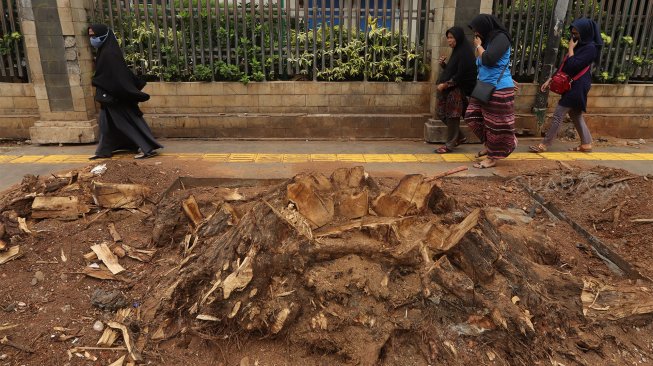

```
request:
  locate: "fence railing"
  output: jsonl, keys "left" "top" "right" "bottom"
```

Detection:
{"left": 93, "top": 0, "right": 431, "bottom": 82}
{"left": 494, "top": 0, "right": 653, "bottom": 83}
{"left": 0, "top": 0, "right": 28, "bottom": 83}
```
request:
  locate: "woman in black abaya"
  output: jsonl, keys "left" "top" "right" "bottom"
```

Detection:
{"left": 88, "top": 24, "right": 162, "bottom": 160}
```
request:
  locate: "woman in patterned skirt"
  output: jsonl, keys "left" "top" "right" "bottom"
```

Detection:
{"left": 466, "top": 14, "right": 516, "bottom": 169}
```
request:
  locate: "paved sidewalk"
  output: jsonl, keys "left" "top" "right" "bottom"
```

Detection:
{"left": 1, "top": 138, "right": 652, "bottom": 190}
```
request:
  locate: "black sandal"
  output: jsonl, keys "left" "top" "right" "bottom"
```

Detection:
{"left": 89, "top": 155, "right": 111, "bottom": 160}
{"left": 134, "top": 151, "right": 158, "bottom": 159}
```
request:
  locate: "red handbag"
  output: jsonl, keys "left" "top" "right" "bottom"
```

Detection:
{"left": 549, "top": 56, "right": 591, "bottom": 95}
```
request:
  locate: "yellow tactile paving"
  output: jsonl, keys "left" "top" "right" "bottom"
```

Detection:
{"left": 389, "top": 154, "right": 420, "bottom": 162}
{"left": 414, "top": 154, "right": 444, "bottom": 163}
{"left": 337, "top": 154, "right": 366, "bottom": 162}
{"left": 227, "top": 153, "right": 257, "bottom": 162}
{"left": 283, "top": 154, "right": 310, "bottom": 163}
{"left": 440, "top": 154, "right": 473, "bottom": 162}
{"left": 363, "top": 154, "right": 391, "bottom": 162}
{"left": 7, "top": 155, "right": 45, "bottom": 163}
{"left": 255, "top": 154, "right": 283, "bottom": 163}
{"left": 202, "top": 153, "right": 230, "bottom": 162}
{"left": 37, "top": 155, "right": 73, "bottom": 163}
{"left": 310, "top": 154, "right": 337, "bottom": 162}
{"left": 1, "top": 151, "right": 652, "bottom": 164}
{"left": 0, "top": 155, "right": 19, "bottom": 163}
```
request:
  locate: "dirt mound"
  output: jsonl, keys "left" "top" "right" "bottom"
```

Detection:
{"left": 1, "top": 164, "right": 653, "bottom": 366}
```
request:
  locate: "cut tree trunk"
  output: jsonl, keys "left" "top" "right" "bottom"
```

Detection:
{"left": 92, "top": 182, "right": 150, "bottom": 209}
{"left": 31, "top": 196, "right": 90, "bottom": 220}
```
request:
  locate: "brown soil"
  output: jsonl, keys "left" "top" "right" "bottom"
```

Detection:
{"left": 1, "top": 161, "right": 653, "bottom": 366}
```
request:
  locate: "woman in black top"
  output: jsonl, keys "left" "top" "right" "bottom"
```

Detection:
{"left": 88, "top": 24, "right": 163, "bottom": 160}
{"left": 434, "top": 26, "right": 477, "bottom": 154}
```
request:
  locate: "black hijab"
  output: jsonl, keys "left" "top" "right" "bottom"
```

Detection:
{"left": 89, "top": 24, "right": 149, "bottom": 103}
{"left": 570, "top": 18, "right": 603, "bottom": 62}
{"left": 468, "top": 14, "right": 512, "bottom": 47}
{"left": 438, "top": 26, "right": 476, "bottom": 87}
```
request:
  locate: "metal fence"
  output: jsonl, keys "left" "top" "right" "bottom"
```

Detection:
{"left": 93, "top": 0, "right": 431, "bottom": 82}
{"left": 0, "top": 0, "right": 28, "bottom": 82}
{"left": 494, "top": 0, "right": 653, "bottom": 83}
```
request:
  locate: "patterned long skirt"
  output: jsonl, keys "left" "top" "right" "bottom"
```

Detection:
{"left": 436, "top": 86, "right": 467, "bottom": 120}
{"left": 465, "top": 88, "right": 517, "bottom": 159}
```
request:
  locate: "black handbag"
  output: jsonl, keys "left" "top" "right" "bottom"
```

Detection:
{"left": 94, "top": 87, "right": 117, "bottom": 105}
{"left": 471, "top": 61, "right": 509, "bottom": 103}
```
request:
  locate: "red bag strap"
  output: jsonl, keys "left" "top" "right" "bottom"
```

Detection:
{"left": 558, "top": 55, "right": 591, "bottom": 81}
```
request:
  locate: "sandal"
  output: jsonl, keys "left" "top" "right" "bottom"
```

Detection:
{"left": 474, "top": 149, "right": 488, "bottom": 159}
{"left": 89, "top": 154, "right": 111, "bottom": 160}
{"left": 528, "top": 144, "right": 547, "bottom": 153}
{"left": 434, "top": 146, "right": 452, "bottom": 154}
{"left": 568, "top": 145, "right": 592, "bottom": 152}
{"left": 134, "top": 151, "right": 158, "bottom": 159}
{"left": 473, "top": 158, "right": 496, "bottom": 169}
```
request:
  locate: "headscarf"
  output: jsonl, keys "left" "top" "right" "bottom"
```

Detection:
{"left": 438, "top": 26, "right": 476, "bottom": 86}
{"left": 468, "top": 14, "right": 512, "bottom": 48}
{"left": 570, "top": 18, "right": 603, "bottom": 62}
{"left": 88, "top": 24, "right": 149, "bottom": 103}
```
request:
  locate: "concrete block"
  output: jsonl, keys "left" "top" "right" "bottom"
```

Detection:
{"left": 29, "top": 119, "right": 98, "bottom": 143}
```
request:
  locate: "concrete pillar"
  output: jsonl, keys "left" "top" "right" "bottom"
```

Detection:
{"left": 21, "top": 0, "right": 99, "bottom": 144}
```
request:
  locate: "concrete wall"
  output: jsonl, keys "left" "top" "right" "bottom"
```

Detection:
{"left": 0, "top": 84, "right": 39, "bottom": 138}
{"left": 2, "top": 81, "right": 653, "bottom": 139}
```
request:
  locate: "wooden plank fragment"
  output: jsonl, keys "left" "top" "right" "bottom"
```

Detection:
{"left": 31, "top": 196, "right": 89, "bottom": 220}
{"left": 92, "top": 182, "right": 150, "bottom": 209}
{"left": 108, "top": 223, "right": 123, "bottom": 242}
{"left": 91, "top": 243, "right": 125, "bottom": 275}
{"left": 107, "top": 321, "right": 143, "bottom": 362}
{"left": 0, "top": 245, "right": 20, "bottom": 265}
{"left": 182, "top": 195, "right": 203, "bottom": 227}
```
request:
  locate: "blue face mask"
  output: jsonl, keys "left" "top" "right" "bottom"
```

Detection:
{"left": 90, "top": 31, "right": 109, "bottom": 48}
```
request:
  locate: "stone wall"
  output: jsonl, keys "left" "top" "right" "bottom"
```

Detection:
{"left": 2, "top": 81, "right": 653, "bottom": 139}
{"left": 0, "top": 84, "right": 39, "bottom": 138}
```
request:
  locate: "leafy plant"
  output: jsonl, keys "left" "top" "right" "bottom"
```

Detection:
{"left": 0, "top": 32, "right": 22, "bottom": 55}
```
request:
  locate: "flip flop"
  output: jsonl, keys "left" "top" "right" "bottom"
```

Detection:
{"left": 528, "top": 144, "right": 547, "bottom": 153}
{"left": 568, "top": 146, "right": 592, "bottom": 152}
{"left": 455, "top": 137, "right": 467, "bottom": 146}
{"left": 434, "top": 146, "right": 452, "bottom": 154}
{"left": 473, "top": 159, "right": 496, "bottom": 169}
{"left": 474, "top": 149, "right": 488, "bottom": 159}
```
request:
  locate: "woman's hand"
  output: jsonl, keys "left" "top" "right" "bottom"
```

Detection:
{"left": 473, "top": 36, "right": 482, "bottom": 48}
{"left": 438, "top": 55, "right": 447, "bottom": 66}
{"left": 568, "top": 37, "right": 578, "bottom": 56}
{"left": 436, "top": 83, "right": 447, "bottom": 92}
{"left": 540, "top": 78, "right": 552, "bottom": 92}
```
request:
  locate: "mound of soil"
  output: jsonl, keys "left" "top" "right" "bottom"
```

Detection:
{"left": 1, "top": 163, "right": 653, "bottom": 366}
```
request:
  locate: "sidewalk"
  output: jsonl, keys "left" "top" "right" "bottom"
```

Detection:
{"left": 1, "top": 138, "right": 652, "bottom": 190}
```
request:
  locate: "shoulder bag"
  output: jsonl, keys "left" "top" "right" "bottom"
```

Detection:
{"left": 471, "top": 60, "right": 509, "bottom": 104}
{"left": 549, "top": 56, "right": 591, "bottom": 95}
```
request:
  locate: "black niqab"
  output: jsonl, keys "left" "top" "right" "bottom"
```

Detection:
{"left": 89, "top": 24, "right": 149, "bottom": 103}
{"left": 438, "top": 26, "right": 477, "bottom": 89}
{"left": 468, "top": 14, "right": 512, "bottom": 47}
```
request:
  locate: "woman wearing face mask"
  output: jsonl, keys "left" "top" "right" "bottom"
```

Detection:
{"left": 529, "top": 18, "right": 603, "bottom": 153}
{"left": 87, "top": 24, "right": 162, "bottom": 160}
{"left": 434, "top": 26, "right": 477, "bottom": 154}
{"left": 466, "top": 14, "right": 516, "bottom": 169}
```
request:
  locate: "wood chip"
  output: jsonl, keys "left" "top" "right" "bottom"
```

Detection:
{"left": 182, "top": 195, "right": 203, "bottom": 227}
{"left": 107, "top": 223, "right": 123, "bottom": 242}
{"left": 107, "top": 355, "right": 126, "bottom": 366}
{"left": 17, "top": 217, "right": 31, "bottom": 233}
{"left": 91, "top": 243, "right": 125, "bottom": 274}
{"left": 122, "top": 244, "right": 156, "bottom": 262}
{"left": 0, "top": 239, "right": 6, "bottom": 252}
{"left": 83, "top": 264, "right": 118, "bottom": 281}
{"left": 196, "top": 314, "right": 220, "bottom": 321}
{"left": 97, "top": 328, "right": 119, "bottom": 347}
{"left": 107, "top": 321, "right": 142, "bottom": 361}
{"left": 0, "top": 246, "right": 20, "bottom": 265}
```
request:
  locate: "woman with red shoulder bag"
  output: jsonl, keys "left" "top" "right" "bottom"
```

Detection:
{"left": 529, "top": 18, "right": 603, "bottom": 153}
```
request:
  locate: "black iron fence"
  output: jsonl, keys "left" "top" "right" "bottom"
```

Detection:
{"left": 93, "top": 0, "right": 431, "bottom": 82}
{"left": 494, "top": 0, "right": 653, "bottom": 83}
{"left": 0, "top": 0, "right": 27, "bottom": 82}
